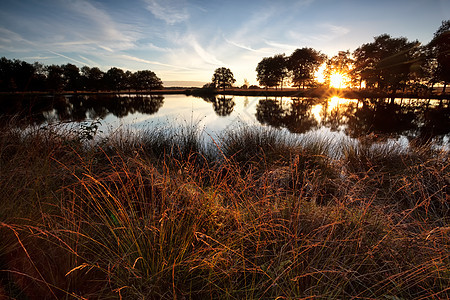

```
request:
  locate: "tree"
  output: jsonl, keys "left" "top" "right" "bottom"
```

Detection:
{"left": 62, "top": 63, "right": 80, "bottom": 91}
{"left": 104, "top": 67, "right": 126, "bottom": 91}
{"left": 81, "top": 66, "right": 104, "bottom": 91}
{"left": 352, "top": 34, "right": 419, "bottom": 92}
{"left": 46, "top": 65, "right": 65, "bottom": 91}
{"left": 428, "top": 20, "right": 450, "bottom": 93}
{"left": 133, "top": 70, "right": 163, "bottom": 91}
{"left": 256, "top": 54, "right": 288, "bottom": 89}
{"left": 0, "top": 57, "right": 37, "bottom": 91}
{"left": 288, "top": 48, "right": 325, "bottom": 89}
{"left": 241, "top": 78, "right": 249, "bottom": 89}
{"left": 212, "top": 67, "right": 236, "bottom": 91}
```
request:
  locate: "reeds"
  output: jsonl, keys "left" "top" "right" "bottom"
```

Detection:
{"left": 0, "top": 123, "right": 448, "bottom": 299}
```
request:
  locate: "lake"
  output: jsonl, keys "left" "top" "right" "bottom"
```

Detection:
{"left": 1, "top": 93, "right": 449, "bottom": 150}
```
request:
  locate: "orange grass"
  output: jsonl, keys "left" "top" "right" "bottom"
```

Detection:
{"left": 0, "top": 124, "right": 448, "bottom": 299}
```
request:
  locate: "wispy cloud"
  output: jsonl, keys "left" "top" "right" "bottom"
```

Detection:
{"left": 22, "top": 56, "right": 58, "bottom": 60}
{"left": 224, "top": 37, "right": 270, "bottom": 54}
{"left": 120, "top": 54, "right": 192, "bottom": 70}
{"left": 78, "top": 55, "right": 100, "bottom": 67}
{"left": 0, "top": 27, "right": 36, "bottom": 51}
{"left": 48, "top": 51, "right": 90, "bottom": 66}
{"left": 144, "top": 0, "right": 189, "bottom": 25}
{"left": 189, "top": 37, "right": 224, "bottom": 66}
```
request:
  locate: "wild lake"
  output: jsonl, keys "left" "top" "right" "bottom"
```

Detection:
{"left": 1, "top": 94, "right": 449, "bottom": 151}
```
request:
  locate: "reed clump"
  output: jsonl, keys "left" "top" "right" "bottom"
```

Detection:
{"left": 0, "top": 123, "right": 448, "bottom": 299}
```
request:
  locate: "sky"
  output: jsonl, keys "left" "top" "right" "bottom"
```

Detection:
{"left": 0, "top": 0, "right": 449, "bottom": 87}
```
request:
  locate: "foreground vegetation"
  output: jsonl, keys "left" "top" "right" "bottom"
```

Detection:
{"left": 0, "top": 123, "right": 448, "bottom": 299}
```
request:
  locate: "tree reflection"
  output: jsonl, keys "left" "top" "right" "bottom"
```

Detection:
{"left": 345, "top": 100, "right": 417, "bottom": 139}
{"left": 254, "top": 96, "right": 449, "bottom": 143}
{"left": 197, "top": 95, "right": 235, "bottom": 116}
{"left": 284, "top": 99, "right": 319, "bottom": 133}
{"left": 0, "top": 94, "right": 164, "bottom": 127}
{"left": 255, "top": 97, "right": 319, "bottom": 134}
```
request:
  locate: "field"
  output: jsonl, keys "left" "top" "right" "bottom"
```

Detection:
{"left": 0, "top": 123, "right": 449, "bottom": 299}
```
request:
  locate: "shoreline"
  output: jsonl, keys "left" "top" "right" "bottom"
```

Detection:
{"left": 0, "top": 87, "right": 448, "bottom": 100}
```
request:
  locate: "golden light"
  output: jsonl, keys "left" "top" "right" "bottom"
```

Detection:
{"left": 311, "top": 104, "right": 323, "bottom": 122}
{"left": 329, "top": 96, "right": 341, "bottom": 110}
{"left": 314, "top": 63, "right": 327, "bottom": 84}
{"left": 329, "top": 72, "right": 346, "bottom": 88}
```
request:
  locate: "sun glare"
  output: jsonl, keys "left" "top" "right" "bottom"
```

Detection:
{"left": 329, "top": 72, "right": 347, "bottom": 88}
{"left": 314, "top": 63, "right": 327, "bottom": 84}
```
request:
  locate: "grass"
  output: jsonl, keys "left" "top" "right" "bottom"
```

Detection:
{"left": 0, "top": 122, "right": 448, "bottom": 299}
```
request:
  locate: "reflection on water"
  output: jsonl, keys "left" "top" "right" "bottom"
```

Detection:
{"left": 0, "top": 94, "right": 164, "bottom": 126}
{"left": 0, "top": 94, "right": 448, "bottom": 147}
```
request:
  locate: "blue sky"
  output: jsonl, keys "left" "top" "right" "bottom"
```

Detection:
{"left": 0, "top": 0, "right": 449, "bottom": 86}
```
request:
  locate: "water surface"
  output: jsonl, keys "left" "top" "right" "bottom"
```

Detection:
{"left": 1, "top": 94, "right": 449, "bottom": 149}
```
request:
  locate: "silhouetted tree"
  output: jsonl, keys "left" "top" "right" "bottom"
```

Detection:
{"left": 62, "top": 63, "right": 81, "bottom": 91}
{"left": 124, "top": 70, "right": 133, "bottom": 92}
{"left": 212, "top": 67, "right": 236, "bottom": 91}
{"left": 104, "top": 67, "right": 126, "bottom": 91}
{"left": 288, "top": 48, "right": 325, "bottom": 89}
{"left": 352, "top": 34, "right": 419, "bottom": 92}
{"left": 81, "top": 66, "right": 104, "bottom": 91}
{"left": 0, "top": 57, "right": 37, "bottom": 91}
{"left": 46, "top": 65, "right": 65, "bottom": 92}
{"left": 133, "top": 70, "right": 163, "bottom": 91}
{"left": 256, "top": 54, "right": 288, "bottom": 89}
{"left": 30, "top": 62, "right": 47, "bottom": 91}
{"left": 428, "top": 20, "right": 450, "bottom": 93}
{"left": 242, "top": 78, "right": 249, "bottom": 89}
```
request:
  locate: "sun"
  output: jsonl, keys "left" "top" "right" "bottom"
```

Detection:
{"left": 329, "top": 72, "right": 347, "bottom": 88}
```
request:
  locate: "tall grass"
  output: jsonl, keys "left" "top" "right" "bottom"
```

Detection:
{"left": 0, "top": 123, "right": 448, "bottom": 299}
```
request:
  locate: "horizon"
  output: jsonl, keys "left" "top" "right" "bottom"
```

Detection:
{"left": 1, "top": 0, "right": 449, "bottom": 86}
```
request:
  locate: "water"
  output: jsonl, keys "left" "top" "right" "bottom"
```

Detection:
{"left": 1, "top": 93, "right": 449, "bottom": 149}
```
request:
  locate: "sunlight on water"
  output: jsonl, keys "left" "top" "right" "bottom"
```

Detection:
{"left": 2, "top": 94, "right": 448, "bottom": 151}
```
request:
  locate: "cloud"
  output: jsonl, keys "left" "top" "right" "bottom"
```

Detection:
{"left": 64, "top": 0, "right": 140, "bottom": 51}
{"left": 189, "top": 38, "right": 224, "bottom": 66}
{"left": 78, "top": 55, "right": 100, "bottom": 67}
{"left": 224, "top": 37, "right": 270, "bottom": 54}
{"left": 320, "top": 24, "right": 350, "bottom": 37}
{"left": 0, "top": 27, "right": 36, "bottom": 51}
{"left": 120, "top": 54, "right": 192, "bottom": 70}
{"left": 144, "top": 0, "right": 189, "bottom": 25}
{"left": 48, "top": 51, "right": 91, "bottom": 65}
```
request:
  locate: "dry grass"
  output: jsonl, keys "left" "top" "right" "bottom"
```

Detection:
{"left": 0, "top": 124, "right": 448, "bottom": 299}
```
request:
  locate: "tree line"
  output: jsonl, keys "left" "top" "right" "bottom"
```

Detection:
{"left": 0, "top": 59, "right": 163, "bottom": 92}
{"left": 1, "top": 20, "right": 448, "bottom": 94}
{"left": 210, "top": 20, "right": 449, "bottom": 94}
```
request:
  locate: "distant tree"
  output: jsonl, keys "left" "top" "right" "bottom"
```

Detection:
{"left": 133, "top": 70, "right": 163, "bottom": 91}
{"left": 30, "top": 62, "right": 47, "bottom": 91}
{"left": 46, "top": 65, "right": 65, "bottom": 91}
{"left": 212, "top": 67, "right": 236, "bottom": 91}
{"left": 124, "top": 70, "right": 133, "bottom": 92}
{"left": 352, "top": 34, "right": 419, "bottom": 92}
{"left": 104, "top": 67, "right": 126, "bottom": 91}
{"left": 202, "top": 82, "right": 215, "bottom": 89}
{"left": 288, "top": 48, "right": 325, "bottom": 89}
{"left": 256, "top": 54, "right": 288, "bottom": 89}
{"left": 62, "top": 63, "right": 80, "bottom": 91}
{"left": 242, "top": 78, "right": 249, "bottom": 89}
{"left": 428, "top": 20, "right": 450, "bottom": 93}
{"left": 81, "top": 66, "right": 104, "bottom": 91}
{"left": 0, "top": 58, "right": 37, "bottom": 91}
{"left": 0, "top": 57, "right": 13, "bottom": 91}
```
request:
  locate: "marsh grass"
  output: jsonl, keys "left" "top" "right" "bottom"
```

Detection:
{"left": 0, "top": 123, "right": 448, "bottom": 299}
